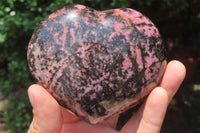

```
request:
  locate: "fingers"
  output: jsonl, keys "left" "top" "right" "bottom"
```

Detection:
{"left": 159, "top": 60, "right": 186, "bottom": 102}
{"left": 27, "top": 84, "right": 63, "bottom": 133}
{"left": 120, "top": 87, "right": 168, "bottom": 133}
{"left": 136, "top": 87, "right": 168, "bottom": 133}
{"left": 101, "top": 115, "right": 120, "bottom": 128}
{"left": 61, "top": 106, "right": 80, "bottom": 123}
{"left": 120, "top": 60, "right": 186, "bottom": 133}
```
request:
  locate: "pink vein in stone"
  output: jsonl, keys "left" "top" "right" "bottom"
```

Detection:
{"left": 122, "top": 55, "right": 134, "bottom": 80}
{"left": 116, "top": 8, "right": 160, "bottom": 37}
{"left": 75, "top": 4, "right": 86, "bottom": 10}
{"left": 144, "top": 52, "right": 160, "bottom": 82}
{"left": 122, "top": 56, "right": 131, "bottom": 70}
{"left": 70, "top": 29, "right": 76, "bottom": 46}
{"left": 83, "top": 17, "right": 90, "bottom": 26}
{"left": 135, "top": 47, "right": 144, "bottom": 70}
{"left": 121, "top": 29, "right": 132, "bottom": 45}
{"left": 48, "top": 7, "right": 66, "bottom": 20}
{"left": 91, "top": 73, "right": 110, "bottom": 85}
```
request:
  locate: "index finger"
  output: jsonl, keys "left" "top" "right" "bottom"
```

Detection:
{"left": 61, "top": 107, "right": 80, "bottom": 123}
{"left": 159, "top": 60, "right": 186, "bottom": 101}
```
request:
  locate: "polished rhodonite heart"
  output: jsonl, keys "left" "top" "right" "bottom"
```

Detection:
{"left": 27, "top": 4, "right": 166, "bottom": 124}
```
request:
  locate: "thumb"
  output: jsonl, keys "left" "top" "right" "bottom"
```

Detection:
{"left": 27, "top": 84, "right": 63, "bottom": 133}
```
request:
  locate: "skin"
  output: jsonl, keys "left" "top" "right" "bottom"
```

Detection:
{"left": 27, "top": 60, "right": 186, "bottom": 133}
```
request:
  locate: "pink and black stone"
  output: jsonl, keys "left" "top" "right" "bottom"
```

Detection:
{"left": 27, "top": 4, "right": 167, "bottom": 124}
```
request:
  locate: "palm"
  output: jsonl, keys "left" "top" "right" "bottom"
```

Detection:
{"left": 61, "top": 119, "right": 118, "bottom": 133}
{"left": 28, "top": 61, "right": 186, "bottom": 133}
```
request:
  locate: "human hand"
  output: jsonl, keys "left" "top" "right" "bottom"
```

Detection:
{"left": 27, "top": 60, "right": 186, "bottom": 133}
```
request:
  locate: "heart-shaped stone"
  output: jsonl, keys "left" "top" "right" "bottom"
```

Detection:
{"left": 27, "top": 4, "right": 166, "bottom": 124}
